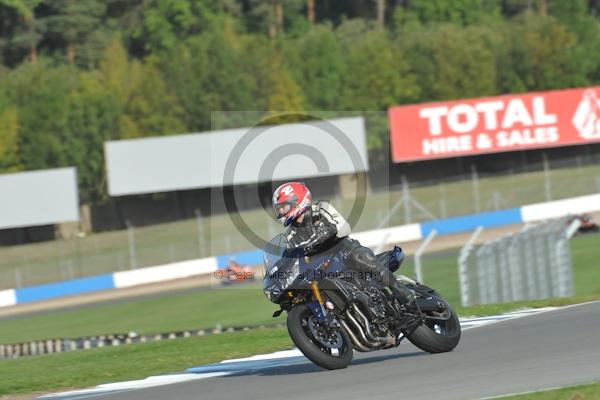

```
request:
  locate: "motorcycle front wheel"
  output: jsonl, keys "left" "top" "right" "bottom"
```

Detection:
{"left": 287, "top": 304, "right": 353, "bottom": 370}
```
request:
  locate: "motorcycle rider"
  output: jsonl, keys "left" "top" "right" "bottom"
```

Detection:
{"left": 272, "top": 181, "right": 417, "bottom": 311}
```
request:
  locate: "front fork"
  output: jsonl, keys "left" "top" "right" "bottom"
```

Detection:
{"left": 307, "top": 281, "right": 329, "bottom": 323}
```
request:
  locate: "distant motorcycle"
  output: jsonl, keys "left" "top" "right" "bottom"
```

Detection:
{"left": 262, "top": 234, "right": 461, "bottom": 370}
{"left": 221, "top": 260, "right": 255, "bottom": 285}
{"left": 568, "top": 214, "right": 599, "bottom": 234}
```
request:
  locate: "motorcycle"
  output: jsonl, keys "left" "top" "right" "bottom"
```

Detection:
{"left": 262, "top": 234, "right": 461, "bottom": 370}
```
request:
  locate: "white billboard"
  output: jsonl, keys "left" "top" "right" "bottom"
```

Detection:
{"left": 0, "top": 167, "right": 79, "bottom": 229}
{"left": 105, "top": 117, "right": 369, "bottom": 196}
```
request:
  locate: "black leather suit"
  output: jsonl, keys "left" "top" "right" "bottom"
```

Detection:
{"left": 284, "top": 201, "right": 415, "bottom": 305}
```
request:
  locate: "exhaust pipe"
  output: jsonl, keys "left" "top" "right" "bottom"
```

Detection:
{"left": 351, "top": 304, "right": 395, "bottom": 347}
{"left": 345, "top": 309, "right": 377, "bottom": 348}
{"left": 340, "top": 320, "right": 371, "bottom": 352}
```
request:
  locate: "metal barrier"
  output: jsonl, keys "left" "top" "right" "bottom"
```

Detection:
{"left": 458, "top": 217, "right": 580, "bottom": 306}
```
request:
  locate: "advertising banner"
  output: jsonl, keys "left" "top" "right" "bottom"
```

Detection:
{"left": 0, "top": 167, "right": 79, "bottom": 229}
{"left": 105, "top": 117, "right": 368, "bottom": 196}
{"left": 389, "top": 86, "right": 600, "bottom": 162}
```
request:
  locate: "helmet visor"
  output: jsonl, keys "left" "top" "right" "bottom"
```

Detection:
{"left": 273, "top": 202, "right": 292, "bottom": 219}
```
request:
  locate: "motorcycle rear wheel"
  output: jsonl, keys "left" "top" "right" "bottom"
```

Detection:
{"left": 407, "top": 291, "right": 461, "bottom": 353}
{"left": 287, "top": 305, "right": 353, "bottom": 370}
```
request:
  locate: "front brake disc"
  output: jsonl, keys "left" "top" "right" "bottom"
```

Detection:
{"left": 307, "top": 316, "right": 343, "bottom": 349}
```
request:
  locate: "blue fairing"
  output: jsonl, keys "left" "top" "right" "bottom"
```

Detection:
{"left": 262, "top": 234, "right": 351, "bottom": 305}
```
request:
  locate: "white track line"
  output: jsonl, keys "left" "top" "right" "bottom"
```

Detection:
{"left": 38, "top": 372, "right": 229, "bottom": 400}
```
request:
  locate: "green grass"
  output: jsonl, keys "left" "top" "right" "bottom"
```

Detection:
{"left": 0, "top": 327, "right": 292, "bottom": 396}
{"left": 569, "top": 234, "right": 600, "bottom": 296}
{"left": 500, "top": 381, "right": 600, "bottom": 399}
{"left": 0, "top": 285, "right": 278, "bottom": 344}
{"left": 1, "top": 161, "right": 600, "bottom": 289}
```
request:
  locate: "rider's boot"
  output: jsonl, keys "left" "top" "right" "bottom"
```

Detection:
{"left": 379, "top": 269, "right": 419, "bottom": 315}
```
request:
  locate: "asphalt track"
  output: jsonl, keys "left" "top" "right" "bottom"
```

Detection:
{"left": 48, "top": 302, "right": 600, "bottom": 400}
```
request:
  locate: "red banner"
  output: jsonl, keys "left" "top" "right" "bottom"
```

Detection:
{"left": 388, "top": 86, "right": 600, "bottom": 162}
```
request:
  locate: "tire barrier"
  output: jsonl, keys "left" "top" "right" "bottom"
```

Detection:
{"left": 0, "top": 323, "right": 285, "bottom": 360}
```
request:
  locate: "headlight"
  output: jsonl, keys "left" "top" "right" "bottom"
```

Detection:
{"left": 283, "top": 260, "right": 300, "bottom": 289}
{"left": 263, "top": 259, "right": 299, "bottom": 302}
{"left": 263, "top": 285, "right": 281, "bottom": 301}
{"left": 263, "top": 289, "right": 273, "bottom": 301}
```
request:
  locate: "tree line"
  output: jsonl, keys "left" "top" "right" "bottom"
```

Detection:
{"left": 0, "top": 0, "right": 599, "bottom": 202}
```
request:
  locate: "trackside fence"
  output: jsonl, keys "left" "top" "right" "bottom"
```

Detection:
{"left": 458, "top": 217, "right": 580, "bottom": 306}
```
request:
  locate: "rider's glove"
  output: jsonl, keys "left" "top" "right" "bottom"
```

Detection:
{"left": 305, "top": 221, "right": 336, "bottom": 254}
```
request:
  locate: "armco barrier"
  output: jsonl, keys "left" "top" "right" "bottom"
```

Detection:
{"left": 352, "top": 223, "right": 423, "bottom": 248}
{"left": 113, "top": 257, "right": 217, "bottom": 289}
{"left": 15, "top": 274, "right": 115, "bottom": 304}
{"left": 2, "top": 192, "right": 598, "bottom": 309}
{"left": 0, "top": 289, "right": 16, "bottom": 307}
{"left": 6, "top": 257, "right": 221, "bottom": 308}
{"left": 521, "top": 193, "right": 600, "bottom": 223}
{"left": 420, "top": 208, "right": 522, "bottom": 236}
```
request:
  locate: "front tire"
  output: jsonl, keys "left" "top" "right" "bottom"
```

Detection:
{"left": 407, "top": 292, "right": 461, "bottom": 353}
{"left": 287, "top": 305, "right": 353, "bottom": 370}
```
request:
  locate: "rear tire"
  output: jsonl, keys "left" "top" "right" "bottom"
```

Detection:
{"left": 407, "top": 292, "right": 461, "bottom": 353}
{"left": 287, "top": 305, "right": 353, "bottom": 370}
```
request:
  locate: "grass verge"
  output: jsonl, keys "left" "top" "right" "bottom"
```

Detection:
{"left": 499, "top": 381, "right": 600, "bottom": 399}
{"left": 0, "top": 284, "right": 276, "bottom": 344}
{"left": 0, "top": 327, "right": 292, "bottom": 396}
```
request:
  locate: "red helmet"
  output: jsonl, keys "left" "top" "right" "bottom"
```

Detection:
{"left": 272, "top": 182, "right": 312, "bottom": 226}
